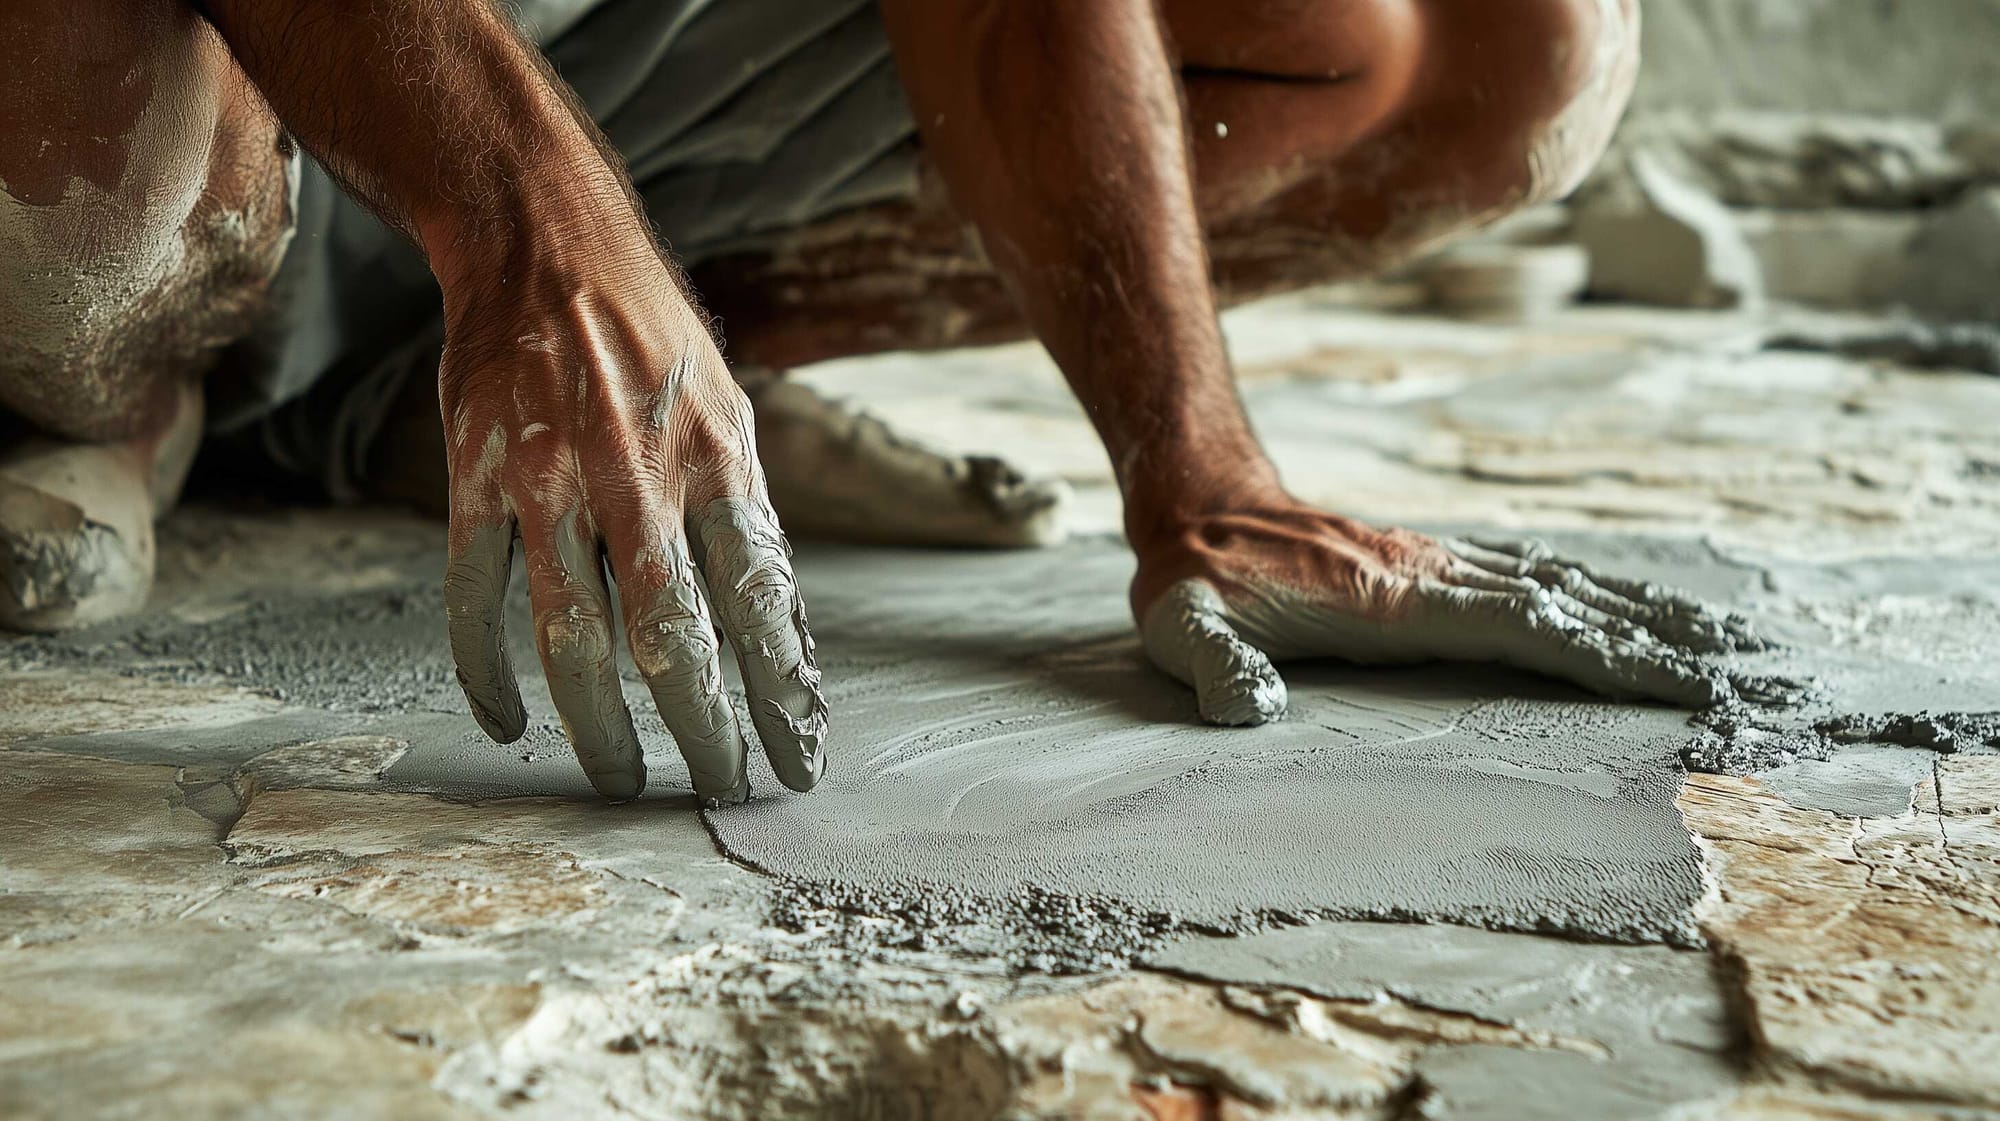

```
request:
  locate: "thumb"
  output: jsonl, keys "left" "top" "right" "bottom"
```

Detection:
{"left": 1140, "top": 579, "right": 1288, "bottom": 726}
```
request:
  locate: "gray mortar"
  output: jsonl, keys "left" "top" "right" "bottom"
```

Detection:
{"left": 13, "top": 520, "right": 2000, "bottom": 970}
{"left": 705, "top": 537, "right": 1725, "bottom": 954}
{"left": 1677, "top": 547, "right": 2000, "bottom": 813}
{"left": 1752, "top": 746, "right": 1942, "bottom": 819}
{"left": 710, "top": 529, "right": 2000, "bottom": 958}
{"left": 1, "top": 576, "right": 466, "bottom": 712}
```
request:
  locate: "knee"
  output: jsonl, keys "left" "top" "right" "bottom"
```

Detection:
{"left": 1, "top": 1, "right": 227, "bottom": 382}
{"left": 0, "top": 0, "right": 225, "bottom": 210}
{"left": 1429, "top": 0, "right": 1642, "bottom": 206}
{"left": 1524, "top": 0, "right": 1642, "bottom": 202}
{"left": 0, "top": 0, "right": 289, "bottom": 440}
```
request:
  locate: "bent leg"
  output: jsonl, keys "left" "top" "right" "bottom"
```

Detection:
{"left": 372, "top": 0, "right": 1636, "bottom": 549}
{"left": 692, "top": 0, "right": 1639, "bottom": 369}
{"left": 1182, "top": 0, "right": 1642, "bottom": 296}
{"left": 0, "top": 0, "right": 292, "bottom": 629}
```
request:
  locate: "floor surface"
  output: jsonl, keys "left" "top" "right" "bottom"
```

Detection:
{"left": 6, "top": 296, "right": 2000, "bottom": 1119}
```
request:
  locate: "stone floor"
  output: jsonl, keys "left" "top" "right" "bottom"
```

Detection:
{"left": 6, "top": 294, "right": 2000, "bottom": 1120}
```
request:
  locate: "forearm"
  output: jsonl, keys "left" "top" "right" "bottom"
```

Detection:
{"left": 197, "top": 0, "right": 661, "bottom": 307}
{"left": 880, "top": 0, "right": 1280, "bottom": 542}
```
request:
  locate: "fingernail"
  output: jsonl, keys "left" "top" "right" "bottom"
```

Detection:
{"left": 697, "top": 771, "right": 752, "bottom": 808}
{"left": 465, "top": 690, "right": 526, "bottom": 744}
{"left": 468, "top": 695, "right": 505, "bottom": 738}
{"left": 590, "top": 768, "right": 644, "bottom": 801}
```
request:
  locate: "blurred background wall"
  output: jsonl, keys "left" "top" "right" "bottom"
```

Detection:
{"left": 1436, "top": 0, "right": 2000, "bottom": 326}
{"left": 1632, "top": 0, "right": 2000, "bottom": 123}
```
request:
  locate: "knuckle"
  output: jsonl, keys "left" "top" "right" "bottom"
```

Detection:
{"left": 676, "top": 389, "right": 758, "bottom": 467}
{"left": 720, "top": 566, "right": 796, "bottom": 632}
{"left": 1373, "top": 528, "right": 1448, "bottom": 574}
{"left": 628, "top": 606, "right": 718, "bottom": 682}
{"left": 538, "top": 602, "right": 614, "bottom": 668}
{"left": 1348, "top": 562, "right": 1409, "bottom": 606}
{"left": 676, "top": 417, "right": 748, "bottom": 474}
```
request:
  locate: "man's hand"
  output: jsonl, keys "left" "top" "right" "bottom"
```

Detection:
{"left": 1131, "top": 488, "right": 1763, "bottom": 725}
{"left": 195, "top": 0, "right": 826, "bottom": 800}
{"left": 440, "top": 263, "right": 825, "bottom": 802}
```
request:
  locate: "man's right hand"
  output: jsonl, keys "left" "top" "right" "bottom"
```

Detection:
{"left": 437, "top": 258, "right": 827, "bottom": 804}
{"left": 186, "top": 0, "right": 826, "bottom": 803}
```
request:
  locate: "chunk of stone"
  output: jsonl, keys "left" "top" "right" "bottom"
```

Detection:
{"left": 1574, "top": 154, "right": 1764, "bottom": 309}
{"left": 748, "top": 375, "right": 1072, "bottom": 548}
{"left": 1735, "top": 208, "right": 1922, "bottom": 309}
{"left": 1897, "top": 186, "right": 2000, "bottom": 324}
{"left": 242, "top": 734, "right": 409, "bottom": 790}
{"left": 994, "top": 974, "right": 1561, "bottom": 1119}
{"left": 1679, "top": 769, "right": 2000, "bottom": 1108}
{"left": 1603, "top": 112, "right": 1976, "bottom": 210}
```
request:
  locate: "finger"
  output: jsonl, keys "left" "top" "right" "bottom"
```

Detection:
{"left": 1452, "top": 538, "right": 1755, "bottom": 654}
{"left": 1140, "top": 579, "right": 1289, "bottom": 727}
{"left": 1570, "top": 567, "right": 1769, "bottom": 652}
{"left": 1464, "top": 536, "right": 1558, "bottom": 565}
{"left": 1446, "top": 551, "right": 1653, "bottom": 640}
{"left": 522, "top": 508, "right": 647, "bottom": 799}
{"left": 444, "top": 519, "right": 528, "bottom": 743}
{"left": 691, "top": 496, "right": 829, "bottom": 793}
{"left": 1442, "top": 561, "right": 1539, "bottom": 596}
{"left": 1538, "top": 585, "right": 1656, "bottom": 645}
{"left": 1440, "top": 585, "right": 1728, "bottom": 708}
{"left": 607, "top": 520, "right": 751, "bottom": 806}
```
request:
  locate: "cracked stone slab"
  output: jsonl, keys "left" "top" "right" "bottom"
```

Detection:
{"left": 0, "top": 669, "right": 282, "bottom": 745}
{"left": 1144, "top": 921, "right": 1740, "bottom": 1120}
{"left": 1681, "top": 763, "right": 2000, "bottom": 1109}
{"left": 11, "top": 297, "right": 2000, "bottom": 1117}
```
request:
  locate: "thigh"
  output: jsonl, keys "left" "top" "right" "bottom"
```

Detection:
{"left": 1160, "top": 0, "right": 1421, "bottom": 80}
{"left": 1183, "top": 0, "right": 1640, "bottom": 291}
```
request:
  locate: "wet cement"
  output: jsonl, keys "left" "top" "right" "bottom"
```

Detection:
{"left": 709, "top": 529, "right": 2000, "bottom": 963}
{"left": 707, "top": 537, "right": 1733, "bottom": 959}
{"left": 1679, "top": 548, "right": 2000, "bottom": 813}
{"left": 11, "top": 521, "right": 2000, "bottom": 971}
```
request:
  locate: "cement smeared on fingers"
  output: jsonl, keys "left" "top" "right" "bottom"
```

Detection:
{"left": 691, "top": 496, "right": 829, "bottom": 792}
{"left": 531, "top": 511, "right": 646, "bottom": 799}
{"left": 444, "top": 520, "right": 528, "bottom": 743}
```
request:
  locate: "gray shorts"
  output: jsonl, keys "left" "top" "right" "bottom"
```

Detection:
{"left": 216, "top": 0, "right": 918, "bottom": 498}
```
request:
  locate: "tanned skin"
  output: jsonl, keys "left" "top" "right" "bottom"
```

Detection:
{"left": 881, "top": 0, "right": 1287, "bottom": 594}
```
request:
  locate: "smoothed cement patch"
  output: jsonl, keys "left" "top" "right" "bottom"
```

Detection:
{"left": 706, "top": 538, "right": 1722, "bottom": 949}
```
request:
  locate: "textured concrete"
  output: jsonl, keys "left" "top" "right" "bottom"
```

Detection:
{"left": 8, "top": 299, "right": 2000, "bottom": 1118}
